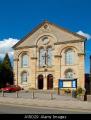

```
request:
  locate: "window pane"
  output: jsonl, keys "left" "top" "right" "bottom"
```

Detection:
{"left": 65, "top": 69, "right": 74, "bottom": 78}
{"left": 65, "top": 49, "right": 74, "bottom": 65}
{"left": 39, "top": 48, "right": 45, "bottom": 66}
{"left": 39, "top": 47, "right": 52, "bottom": 67}
{"left": 47, "top": 47, "right": 52, "bottom": 66}
{"left": 21, "top": 72, "right": 27, "bottom": 83}
{"left": 22, "top": 54, "right": 28, "bottom": 67}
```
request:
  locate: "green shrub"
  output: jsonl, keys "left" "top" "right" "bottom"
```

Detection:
{"left": 65, "top": 89, "right": 71, "bottom": 94}
{"left": 76, "top": 87, "right": 83, "bottom": 95}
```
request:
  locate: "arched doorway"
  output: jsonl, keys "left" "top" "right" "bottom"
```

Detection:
{"left": 47, "top": 74, "right": 53, "bottom": 89}
{"left": 38, "top": 74, "right": 44, "bottom": 89}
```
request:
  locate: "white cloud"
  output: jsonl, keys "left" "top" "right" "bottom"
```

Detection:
{"left": 77, "top": 30, "right": 91, "bottom": 40}
{"left": 0, "top": 38, "right": 19, "bottom": 60}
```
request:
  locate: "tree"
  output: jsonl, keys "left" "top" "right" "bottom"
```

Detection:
{"left": 2, "top": 53, "right": 14, "bottom": 87}
{"left": 0, "top": 60, "right": 3, "bottom": 88}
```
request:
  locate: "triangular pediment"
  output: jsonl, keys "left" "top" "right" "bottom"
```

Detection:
{"left": 13, "top": 21, "right": 86, "bottom": 49}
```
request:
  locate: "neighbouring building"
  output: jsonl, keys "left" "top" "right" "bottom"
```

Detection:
{"left": 85, "top": 73, "right": 90, "bottom": 94}
{"left": 13, "top": 21, "right": 86, "bottom": 90}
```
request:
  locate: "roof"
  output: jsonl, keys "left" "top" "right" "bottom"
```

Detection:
{"left": 13, "top": 20, "right": 87, "bottom": 49}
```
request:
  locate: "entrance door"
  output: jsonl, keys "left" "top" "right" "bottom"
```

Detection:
{"left": 38, "top": 74, "right": 43, "bottom": 89}
{"left": 47, "top": 74, "right": 53, "bottom": 89}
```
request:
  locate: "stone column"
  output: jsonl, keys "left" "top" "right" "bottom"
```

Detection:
{"left": 36, "top": 78, "right": 38, "bottom": 89}
{"left": 43, "top": 77, "right": 47, "bottom": 90}
{"left": 43, "top": 68, "right": 48, "bottom": 90}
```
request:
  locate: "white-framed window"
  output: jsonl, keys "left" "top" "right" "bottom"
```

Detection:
{"left": 39, "top": 48, "right": 45, "bottom": 67}
{"left": 47, "top": 47, "right": 52, "bottom": 66}
{"left": 39, "top": 47, "right": 52, "bottom": 67}
{"left": 65, "top": 49, "right": 74, "bottom": 65}
{"left": 21, "top": 72, "right": 27, "bottom": 83}
{"left": 65, "top": 69, "right": 74, "bottom": 79}
{"left": 21, "top": 53, "right": 29, "bottom": 67}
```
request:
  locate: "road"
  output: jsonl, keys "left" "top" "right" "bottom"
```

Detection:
{"left": 0, "top": 103, "right": 91, "bottom": 114}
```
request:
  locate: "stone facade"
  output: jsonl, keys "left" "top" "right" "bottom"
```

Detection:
{"left": 13, "top": 21, "right": 86, "bottom": 90}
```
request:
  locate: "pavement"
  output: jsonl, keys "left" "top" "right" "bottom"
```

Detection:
{"left": 0, "top": 90, "right": 91, "bottom": 112}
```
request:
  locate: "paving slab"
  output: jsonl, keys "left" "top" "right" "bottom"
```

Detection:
{"left": 0, "top": 95, "right": 91, "bottom": 112}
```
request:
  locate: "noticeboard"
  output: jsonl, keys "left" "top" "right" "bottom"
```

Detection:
{"left": 58, "top": 79, "right": 77, "bottom": 88}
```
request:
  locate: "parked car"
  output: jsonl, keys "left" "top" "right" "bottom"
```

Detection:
{"left": 0, "top": 85, "right": 24, "bottom": 92}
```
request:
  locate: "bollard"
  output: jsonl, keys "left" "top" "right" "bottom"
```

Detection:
{"left": 57, "top": 87, "right": 60, "bottom": 95}
{"left": 2, "top": 90, "right": 4, "bottom": 97}
{"left": 50, "top": 91, "right": 53, "bottom": 100}
{"left": 16, "top": 91, "right": 19, "bottom": 98}
{"left": 32, "top": 90, "right": 34, "bottom": 99}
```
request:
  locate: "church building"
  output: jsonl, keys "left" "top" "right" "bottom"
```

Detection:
{"left": 13, "top": 21, "right": 86, "bottom": 90}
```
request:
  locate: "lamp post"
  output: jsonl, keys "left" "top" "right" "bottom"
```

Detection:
{"left": 57, "top": 80, "right": 60, "bottom": 95}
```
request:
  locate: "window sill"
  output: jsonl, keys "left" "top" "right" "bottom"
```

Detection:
{"left": 21, "top": 66, "right": 29, "bottom": 68}
{"left": 65, "top": 64, "right": 76, "bottom": 66}
{"left": 38, "top": 66, "right": 53, "bottom": 68}
{"left": 21, "top": 82, "right": 28, "bottom": 85}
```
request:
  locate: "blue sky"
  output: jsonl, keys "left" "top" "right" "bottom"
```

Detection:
{"left": 0, "top": 0, "right": 91, "bottom": 73}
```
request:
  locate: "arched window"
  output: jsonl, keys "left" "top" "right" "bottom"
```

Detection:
{"left": 39, "top": 48, "right": 45, "bottom": 67}
{"left": 65, "top": 69, "right": 74, "bottom": 78}
{"left": 65, "top": 49, "right": 74, "bottom": 65}
{"left": 21, "top": 53, "right": 29, "bottom": 67}
{"left": 47, "top": 47, "right": 52, "bottom": 66}
{"left": 21, "top": 72, "right": 27, "bottom": 83}
{"left": 39, "top": 47, "right": 52, "bottom": 67}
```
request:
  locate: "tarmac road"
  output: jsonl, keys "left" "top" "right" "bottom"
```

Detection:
{"left": 0, "top": 103, "right": 90, "bottom": 114}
